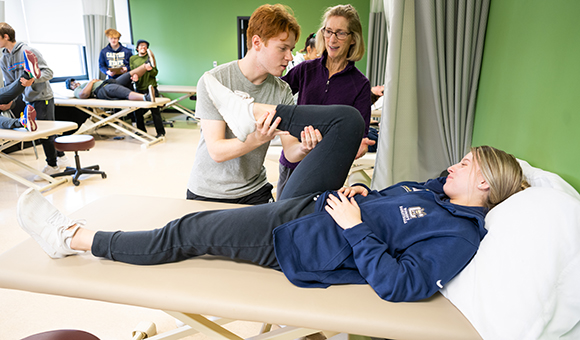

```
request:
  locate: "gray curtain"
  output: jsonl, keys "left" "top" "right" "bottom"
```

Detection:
{"left": 366, "top": 0, "right": 389, "bottom": 86}
{"left": 372, "top": 0, "right": 490, "bottom": 189}
{"left": 82, "top": 0, "right": 116, "bottom": 80}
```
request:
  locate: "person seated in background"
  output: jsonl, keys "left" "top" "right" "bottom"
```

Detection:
{"left": 66, "top": 63, "right": 155, "bottom": 102}
{"left": 98, "top": 28, "right": 132, "bottom": 79}
{"left": 129, "top": 39, "right": 165, "bottom": 138}
{"left": 286, "top": 32, "right": 318, "bottom": 73}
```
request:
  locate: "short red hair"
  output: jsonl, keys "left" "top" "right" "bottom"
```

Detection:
{"left": 246, "top": 4, "right": 300, "bottom": 47}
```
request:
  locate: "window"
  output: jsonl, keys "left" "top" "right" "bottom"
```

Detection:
{"left": 1, "top": 0, "right": 132, "bottom": 82}
{"left": 29, "top": 44, "right": 88, "bottom": 82}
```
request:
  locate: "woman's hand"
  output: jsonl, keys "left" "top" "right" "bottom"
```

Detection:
{"left": 299, "top": 126, "right": 322, "bottom": 154}
{"left": 324, "top": 191, "right": 363, "bottom": 230}
{"left": 338, "top": 185, "right": 369, "bottom": 198}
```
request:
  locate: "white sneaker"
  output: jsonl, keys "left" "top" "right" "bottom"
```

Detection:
{"left": 17, "top": 188, "right": 85, "bottom": 259}
{"left": 33, "top": 165, "right": 61, "bottom": 182}
{"left": 202, "top": 72, "right": 256, "bottom": 142}
{"left": 57, "top": 155, "right": 70, "bottom": 167}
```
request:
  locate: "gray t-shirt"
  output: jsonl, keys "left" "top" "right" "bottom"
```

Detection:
{"left": 187, "top": 61, "right": 294, "bottom": 199}
{"left": 73, "top": 81, "right": 103, "bottom": 98}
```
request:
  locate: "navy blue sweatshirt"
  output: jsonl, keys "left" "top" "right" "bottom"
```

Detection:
{"left": 98, "top": 44, "right": 132, "bottom": 79}
{"left": 273, "top": 178, "right": 487, "bottom": 302}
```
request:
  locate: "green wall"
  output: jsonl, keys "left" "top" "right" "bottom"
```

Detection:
{"left": 472, "top": 0, "right": 580, "bottom": 191}
{"left": 128, "top": 0, "right": 370, "bottom": 109}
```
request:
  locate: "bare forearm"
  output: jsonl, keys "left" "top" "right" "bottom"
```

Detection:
{"left": 206, "top": 135, "right": 264, "bottom": 163}
{"left": 79, "top": 80, "right": 98, "bottom": 99}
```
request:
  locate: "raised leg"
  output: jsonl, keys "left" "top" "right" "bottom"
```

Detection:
{"left": 272, "top": 105, "right": 365, "bottom": 200}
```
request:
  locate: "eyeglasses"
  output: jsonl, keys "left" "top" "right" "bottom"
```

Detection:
{"left": 321, "top": 27, "right": 352, "bottom": 41}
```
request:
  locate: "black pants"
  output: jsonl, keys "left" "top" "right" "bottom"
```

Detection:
{"left": 92, "top": 105, "right": 364, "bottom": 267}
{"left": 0, "top": 76, "right": 26, "bottom": 105}
{"left": 32, "top": 98, "right": 64, "bottom": 166}
{"left": 133, "top": 87, "right": 165, "bottom": 136}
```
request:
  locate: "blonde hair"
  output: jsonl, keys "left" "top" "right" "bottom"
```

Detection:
{"left": 105, "top": 28, "right": 121, "bottom": 38}
{"left": 315, "top": 4, "right": 365, "bottom": 62}
{"left": 472, "top": 146, "right": 530, "bottom": 210}
{"left": 246, "top": 4, "right": 301, "bottom": 48}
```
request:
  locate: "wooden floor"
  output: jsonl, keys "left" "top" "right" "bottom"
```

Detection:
{"left": 0, "top": 116, "right": 274, "bottom": 340}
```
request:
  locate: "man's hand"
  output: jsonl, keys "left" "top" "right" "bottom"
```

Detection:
{"left": 0, "top": 101, "right": 13, "bottom": 111}
{"left": 145, "top": 63, "right": 153, "bottom": 71}
{"left": 299, "top": 126, "right": 322, "bottom": 154}
{"left": 249, "top": 110, "right": 289, "bottom": 144}
{"left": 121, "top": 67, "right": 128, "bottom": 74}
{"left": 355, "top": 137, "right": 376, "bottom": 159}
{"left": 106, "top": 70, "right": 115, "bottom": 77}
{"left": 131, "top": 74, "right": 139, "bottom": 82}
{"left": 324, "top": 191, "right": 363, "bottom": 230}
{"left": 338, "top": 185, "right": 369, "bottom": 198}
{"left": 21, "top": 77, "right": 34, "bottom": 87}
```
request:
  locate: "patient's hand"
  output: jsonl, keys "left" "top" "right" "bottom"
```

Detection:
{"left": 338, "top": 185, "right": 368, "bottom": 198}
{"left": 325, "top": 191, "right": 363, "bottom": 230}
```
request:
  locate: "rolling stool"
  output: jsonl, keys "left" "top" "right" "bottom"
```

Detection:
{"left": 52, "top": 135, "right": 107, "bottom": 186}
{"left": 21, "top": 329, "right": 100, "bottom": 340}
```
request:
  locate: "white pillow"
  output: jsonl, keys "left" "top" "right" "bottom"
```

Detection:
{"left": 441, "top": 187, "right": 580, "bottom": 340}
{"left": 51, "top": 82, "right": 75, "bottom": 99}
{"left": 518, "top": 159, "right": 580, "bottom": 200}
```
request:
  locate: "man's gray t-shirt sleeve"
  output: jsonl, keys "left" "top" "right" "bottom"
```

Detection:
{"left": 188, "top": 61, "right": 294, "bottom": 199}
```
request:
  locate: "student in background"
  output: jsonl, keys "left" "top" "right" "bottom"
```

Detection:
{"left": 66, "top": 63, "right": 155, "bottom": 102}
{"left": 99, "top": 28, "right": 132, "bottom": 79}
{"left": 0, "top": 22, "right": 66, "bottom": 179}
{"left": 129, "top": 39, "right": 165, "bottom": 138}
{"left": 286, "top": 32, "right": 318, "bottom": 73}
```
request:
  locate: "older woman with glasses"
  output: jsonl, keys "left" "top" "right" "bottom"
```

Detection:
{"left": 278, "top": 4, "right": 372, "bottom": 200}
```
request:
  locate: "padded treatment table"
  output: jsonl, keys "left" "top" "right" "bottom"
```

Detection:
{"left": 0, "top": 121, "right": 77, "bottom": 191}
{"left": 0, "top": 195, "right": 482, "bottom": 340}
{"left": 157, "top": 85, "right": 197, "bottom": 121}
{"left": 54, "top": 97, "right": 170, "bottom": 148}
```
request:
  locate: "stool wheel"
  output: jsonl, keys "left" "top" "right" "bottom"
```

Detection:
{"left": 101, "top": 173, "right": 107, "bottom": 179}
{"left": 73, "top": 179, "right": 80, "bottom": 186}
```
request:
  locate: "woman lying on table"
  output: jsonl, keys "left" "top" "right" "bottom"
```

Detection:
{"left": 17, "top": 77, "right": 529, "bottom": 302}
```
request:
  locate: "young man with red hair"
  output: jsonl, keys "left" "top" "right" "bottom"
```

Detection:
{"left": 188, "top": 4, "right": 321, "bottom": 205}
